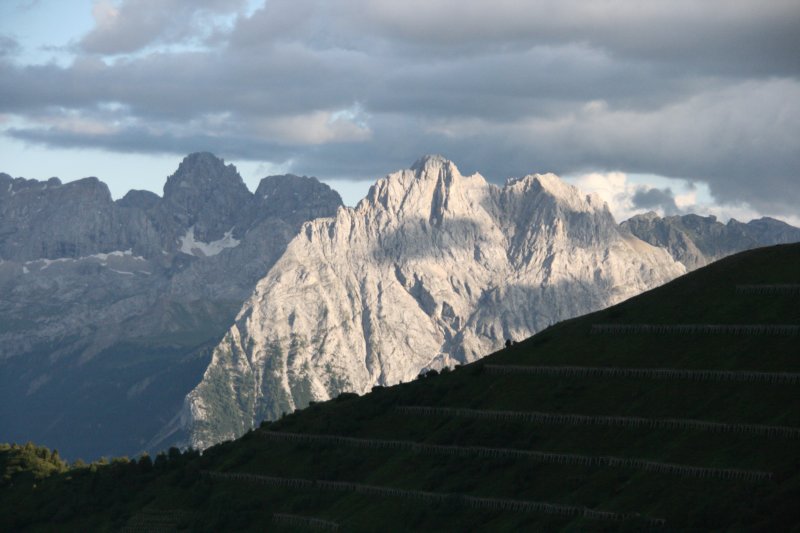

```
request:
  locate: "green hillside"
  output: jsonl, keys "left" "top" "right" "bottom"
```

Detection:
{"left": 1, "top": 244, "right": 798, "bottom": 531}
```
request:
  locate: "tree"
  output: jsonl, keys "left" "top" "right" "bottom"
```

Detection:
{"left": 168, "top": 447, "right": 182, "bottom": 462}
{"left": 154, "top": 453, "right": 168, "bottom": 470}
{"left": 138, "top": 453, "right": 153, "bottom": 473}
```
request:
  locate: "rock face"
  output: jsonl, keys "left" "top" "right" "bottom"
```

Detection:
{"left": 0, "top": 154, "right": 342, "bottom": 460}
{"left": 622, "top": 212, "right": 800, "bottom": 270}
{"left": 184, "top": 156, "right": 686, "bottom": 449}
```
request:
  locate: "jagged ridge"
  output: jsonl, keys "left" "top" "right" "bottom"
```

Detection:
{"left": 185, "top": 156, "right": 685, "bottom": 449}
{"left": 0, "top": 153, "right": 343, "bottom": 460}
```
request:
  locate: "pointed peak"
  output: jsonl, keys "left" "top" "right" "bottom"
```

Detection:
{"left": 173, "top": 152, "right": 231, "bottom": 177}
{"left": 182, "top": 151, "right": 225, "bottom": 165}
{"left": 634, "top": 211, "right": 662, "bottom": 221}
{"left": 505, "top": 172, "right": 615, "bottom": 217}
{"left": 506, "top": 172, "right": 575, "bottom": 197}
{"left": 531, "top": 173, "right": 570, "bottom": 192}
{"left": 410, "top": 154, "right": 454, "bottom": 173}
{"left": 164, "top": 152, "right": 247, "bottom": 200}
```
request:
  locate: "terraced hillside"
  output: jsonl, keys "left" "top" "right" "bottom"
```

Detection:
{"left": 1, "top": 244, "right": 798, "bottom": 531}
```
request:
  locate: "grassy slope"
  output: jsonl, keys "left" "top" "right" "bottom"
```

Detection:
{"left": 1, "top": 244, "right": 798, "bottom": 531}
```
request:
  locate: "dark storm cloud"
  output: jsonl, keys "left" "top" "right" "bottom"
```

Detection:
{"left": 234, "top": 0, "right": 800, "bottom": 77}
{"left": 632, "top": 188, "right": 680, "bottom": 215}
{"left": 1, "top": 0, "right": 798, "bottom": 217}
{"left": 7, "top": 124, "right": 297, "bottom": 162}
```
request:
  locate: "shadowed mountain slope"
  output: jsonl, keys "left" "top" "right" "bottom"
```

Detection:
{"left": 1, "top": 243, "right": 797, "bottom": 531}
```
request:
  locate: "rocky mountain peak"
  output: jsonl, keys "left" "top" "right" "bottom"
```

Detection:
{"left": 0, "top": 173, "right": 19, "bottom": 199}
{"left": 160, "top": 152, "right": 253, "bottom": 243}
{"left": 182, "top": 158, "right": 687, "bottom": 449}
{"left": 116, "top": 189, "right": 161, "bottom": 210}
{"left": 636, "top": 210, "right": 661, "bottom": 221}
{"left": 507, "top": 173, "right": 608, "bottom": 216}
{"left": 0, "top": 175, "right": 141, "bottom": 261}
{"left": 1, "top": 175, "right": 66, "bottom": 200}
{"left": 63, "top": 176, "right": 112, "bottom": 200}
{"left": 410, "top": 154, "right": 452, "bottom": 173}
{"left": 253, "top": 174, "right": 343, "bottom": 226}
{"left": 163, "top": 152, "right": 248, "bottom": 202}
{"left": 0, "top": 153, "right": 355, "bottom": 460}
{"left": 360, "top": 155, "right": 486, "bottom": 226}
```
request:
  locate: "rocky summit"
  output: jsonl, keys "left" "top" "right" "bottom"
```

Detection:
{"left": 0, "top": 154, "right": 342, "bottom": 460}
{"left": 183, "top": 156, "right": 687, "bottom": 449}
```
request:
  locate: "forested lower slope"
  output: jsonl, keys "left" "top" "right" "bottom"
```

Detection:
{"left": 1, "top": 244, "right": 798, "bottom": 531}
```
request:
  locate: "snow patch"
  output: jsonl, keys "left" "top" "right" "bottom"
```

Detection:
{"left": 90, "top": 249, "right": 143, "bottom": 261}
{"left": 36, "top": 258, "right": 73, "bottom": 270}
{"left": 25, "top": 249, "right": 146, "bottom": 269}
{"left": 179, "top": 226, "right": 240, "bottom": 257}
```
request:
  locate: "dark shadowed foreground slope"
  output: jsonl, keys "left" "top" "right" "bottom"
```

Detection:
{"left": 1, "top": 244, "right": 798, "bottom": 531}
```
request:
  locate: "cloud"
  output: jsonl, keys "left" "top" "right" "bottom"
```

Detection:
{"left": 631, "top": 187, "right": 680, "bottom": 215}
{"left": 79, "top": 0, "right": 247, "bottom": 55}
{"left": 566, "top": 171, "right": 686, "bottom": 222}
{"left": 0, "top": 35, "right": 19, "bottom": 56}
{"left": 567, "top": 172, "right": 634, "bottom": 219}
{"left": 237, "top": 0, "right": 800, "bottom": 77}
{"left": 0, "top": 0, "right": 798, "bottom": 221}
{"left": 250, "top": 109, "right": 371, "bottom": 145}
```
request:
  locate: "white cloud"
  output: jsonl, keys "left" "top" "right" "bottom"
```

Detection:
{"left": 674, "top": 190, "right": 697, "bottom": 210}
{"left": 567, "top": 171, "right": 800, "bottom": 226}
{"left": 250, "top": 109, "right": 372, "bottom": 145}
{"left": 567, "top": 171, "right": 638, "bottom": 221}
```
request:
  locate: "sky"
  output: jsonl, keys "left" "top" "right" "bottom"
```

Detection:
{"left": 0, "top": 0, "right": 798, "bottom": 224}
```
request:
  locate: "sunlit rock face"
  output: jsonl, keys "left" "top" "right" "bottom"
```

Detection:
{"left": 185, "top": 155, "right": 686, "bottom": 449}
{"left": 0, "top": 154, "right": 342, "bottom": 460}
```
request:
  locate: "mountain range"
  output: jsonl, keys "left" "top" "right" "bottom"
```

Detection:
{"left": 623, "top": 211, "right": 800, "bottom": 270}
{"left": 0, "top": 153, "right": 342, "bottom": 459}
{"left": 1, "top": 153, "right": 798, "bottom": 459}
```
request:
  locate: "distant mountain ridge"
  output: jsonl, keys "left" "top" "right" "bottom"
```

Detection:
{"left": 622, "top": 212, "right": 800, "bottom": 270}
{"left": 182, "top": 155, "right": 687, "bottom": 449}
{"left": 0, "top": 153, "right": 342, "bottom": 460}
